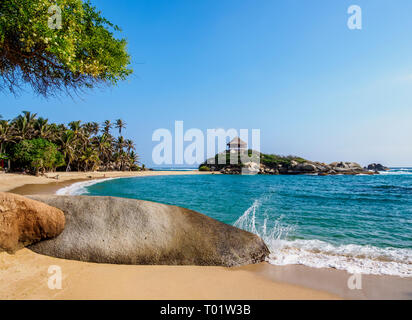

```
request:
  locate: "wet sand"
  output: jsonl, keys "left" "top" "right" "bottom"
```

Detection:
{"left": 245, "top": 263, "right": 412, "bottom": 300}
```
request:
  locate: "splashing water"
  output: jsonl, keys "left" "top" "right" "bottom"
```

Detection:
{"left": 233, "top": 198, "right": 295, "bottom": 251}
{"left": 233, "top": 197, "right": 412, "bottom": 277}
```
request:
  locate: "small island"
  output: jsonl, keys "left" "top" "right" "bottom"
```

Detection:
{"left": 199, "top": 137, "right": 381, "bottom": 176}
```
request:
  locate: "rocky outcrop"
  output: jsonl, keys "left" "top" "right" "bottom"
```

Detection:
{"left": 28, "top": 195, "right": 269, "bottom": 267}
{"left": 0, "top": 192, "right": 65, "bottom": 253}
{"left": 365, "top": 163, "right": 389, "bottom": 172}
{"left": 216, "top": 160, "right": 374, "bottom": 176}
{"left": 202, "top": 150, "right": 376, "bottom": 175}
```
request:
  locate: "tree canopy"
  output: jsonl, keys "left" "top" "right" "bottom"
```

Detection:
{"left": 13, "top": 138, "right": 65, "bottom": 174}
{"left": 0, "top": 111, "right": 140, "bottom": 173}
{"left": 0, "top": 0, "right": 132, "bottom": 96}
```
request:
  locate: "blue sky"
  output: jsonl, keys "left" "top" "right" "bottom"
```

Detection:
{"left": 2, "top": 0, "right": 412, "bottom": 166}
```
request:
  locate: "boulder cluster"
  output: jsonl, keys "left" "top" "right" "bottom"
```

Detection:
{"left": 364, "top": 163, "right": 390, "bottom": 172}
{"left": 220, "top": 161, "right": 375, "bottom": 175}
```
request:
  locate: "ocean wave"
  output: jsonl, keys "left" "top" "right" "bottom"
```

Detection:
{"left": 56, "top": 178, "right": 116, "bottom": 195}
{"left": 379, "top": 168, "right": 412, "bottom": 175}
{"left": 373, "top": 185, "right": 412, "bottom": 192}
{"left": 266, "top": 239, "right": 412, "bottom": 277}
{"left": 233, "top": 198, "right": 412, "bottom": 277}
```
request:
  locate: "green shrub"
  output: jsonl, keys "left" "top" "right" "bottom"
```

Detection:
{"left": 199, "top": 165, "right": 211, "bottom": 172}
{"left": 13, "top": 138, "right": 65, "bottom": 174}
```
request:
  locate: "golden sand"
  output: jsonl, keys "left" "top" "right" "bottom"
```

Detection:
{"left": 0, "top": 171, "right": 339, "bottom": 300}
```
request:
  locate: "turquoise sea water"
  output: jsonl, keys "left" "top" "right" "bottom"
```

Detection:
{"left": 58, "top": 168, "right": 412, "bottom": 276}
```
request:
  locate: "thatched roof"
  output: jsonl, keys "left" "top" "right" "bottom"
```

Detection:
{"left": 227, "top": 137, "right": 247, "bottom": 147}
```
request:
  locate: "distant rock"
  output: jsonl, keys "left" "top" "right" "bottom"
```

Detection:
{"left": 295, "top": 163, "right": 318, "bottom": 173}
{"left": 200, "top": 151, "right": 376, "bottom": 176}
{"left": 28, "top": 195, "right": 269, "bottom": 267}
{"left": 0, "top": 192, "right": 65, "bottom": 253}
{"left": 328, "top": 162, "right": 366, "bottom": 174}
{"left": 365, "top": 163, "right": 389, "bottom": 172}
{"left": 242, "top": 161, "right": 260, "bottom": 174}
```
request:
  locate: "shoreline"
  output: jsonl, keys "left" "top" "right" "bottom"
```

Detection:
{"left": 2, "top": 170, "right": 217, "bottom": 195}
{"left": 1, "top": 172, "right": 412, "bottom": 299}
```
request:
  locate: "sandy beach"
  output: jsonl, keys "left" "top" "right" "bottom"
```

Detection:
{"left": 1, "top": 171, "right": 411, "bottom": 300}
{"left": 0, "top": 248, "right": 338, "bottom": 300}
{"left": 0, "top": 170, "right": 340, "bottom": 300}
{"left": 0, "top": 170, "right": 216, "bottom": 194}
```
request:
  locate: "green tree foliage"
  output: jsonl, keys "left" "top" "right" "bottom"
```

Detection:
{"left": 260, "top": 153, "right": 306, "bottom": 168}
{"left": 0, "top": 111, "right": 140, "bottom": 174}
{"left": 0, "top": 0, "right": 132, "bottom": 96}
{"left": 13, "top": 138, "right": 65, "bottom": 174}
{"left": 199, "top": 150, "right": 307, "bottom": 171}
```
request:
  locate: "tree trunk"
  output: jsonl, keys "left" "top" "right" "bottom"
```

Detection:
{"left": 66, "top": 160, "right": 71, "bottom": 172}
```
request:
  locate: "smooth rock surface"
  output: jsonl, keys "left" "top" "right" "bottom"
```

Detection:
{"left": 28, "top": 195, "right": 269, "bottom": 267}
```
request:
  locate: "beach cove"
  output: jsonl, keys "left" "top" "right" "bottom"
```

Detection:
{"left": 1, "top": 171, "right": 412, "bottom": 299}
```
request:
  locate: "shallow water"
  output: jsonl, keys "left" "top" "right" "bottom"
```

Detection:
{"left": 59, "top": 168, "right": 412, "bottom": 277}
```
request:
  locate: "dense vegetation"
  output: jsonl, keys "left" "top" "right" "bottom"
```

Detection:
{"left": 199, "top": 150, "right": 306, "bottom": 171}
{"left": 0, "top": 111, "right": 140, "bottom": 174}
{"left": 0, "top": 0, "right": 132, "bottom": 96}
{"left": 260, "top": 153, "right": 306, "bottom": 168}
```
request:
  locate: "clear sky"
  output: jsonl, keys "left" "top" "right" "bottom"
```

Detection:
{"left": 2, "top": 0, "right": 412, "bottom": 166}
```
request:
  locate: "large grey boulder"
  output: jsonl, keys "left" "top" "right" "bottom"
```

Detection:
{"left": 28, "top": 195, "right": 269, "bottom": 267}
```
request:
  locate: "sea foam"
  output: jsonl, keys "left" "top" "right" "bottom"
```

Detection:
{"left": 234, "top": 198, "right": 412, "bottom": 277}
{"left": 379, "top": 168, "right": 412, "bottom": 175}
{"left": 56, "top": 178, "right": 116, "bottom": 195}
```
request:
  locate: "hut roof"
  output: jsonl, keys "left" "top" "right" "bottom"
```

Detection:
{"left": 227, "top": 137, "right": 247, "bottom": 147}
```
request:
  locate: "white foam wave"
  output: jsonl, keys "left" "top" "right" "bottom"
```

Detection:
{"left": 233, "top": 198, "right": 412, "bottom": 277}
{"left": 267, "top": 239, "right": 412, "bottom": 277}
{"left": 379, "top": 168, "right": 412, "bottom": 175}
{"left": 56, "top": 178, "right": 116, "bottom": 195}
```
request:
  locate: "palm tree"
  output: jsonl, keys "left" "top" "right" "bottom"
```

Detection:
{"left": 94, "top": 133, "right": 112, "bottom": 170}
{"left": 13, "top": 111, "right": 37, "bottom": 140}
{"left": 115, "top": 136, "right": 125, "bottom": 152}
{"left": 103, "top": 120, "right": 112, "bottom": 134}
{"left": 91, "top": 122, "right": 100, "bottom": 136}
{"left": 2, "top": 111, "right": 140, "bottom": 174}
{"left": 34, "top": 117, "right": 51, "bottom": 139}
{"left": 0, "top": 120, "right": 15, "bottom": 170}
{"left": 69, "top": 120, "right": 82, "bottom": 135}
{"left": 128, "top": 151, "right": 139, "bottom": 170}
{"left": 125, "top": 139, "right": 135, "bottom": 154}
{"left": 0, "top": 120, "right": 14, "bottom": 154}
{"left": 115, "top": 119, "right": 126, "bottom": 135}
{"left": 83, "top": 122, "right": 100, "bottom": 137}
{"left": 59, "top": 130, "right": 75, "bottom": 172}
{"left": 81, "top": 147, "right": 100, "bottom": 172}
